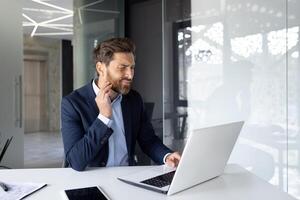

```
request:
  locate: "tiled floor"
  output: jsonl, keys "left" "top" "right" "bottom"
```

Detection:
{"left": 24, "top": 132, "right": 64, "bottom": 168}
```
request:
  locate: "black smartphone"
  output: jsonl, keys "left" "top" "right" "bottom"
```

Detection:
{"left": 63, "top": 186, "right": 111, "bottom": 200}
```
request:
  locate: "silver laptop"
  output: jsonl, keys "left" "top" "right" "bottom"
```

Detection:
{"left": 118, "top": 121, "right": 244, "bottom": 195}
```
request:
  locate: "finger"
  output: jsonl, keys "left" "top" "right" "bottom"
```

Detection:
{"left": 103, "top": 93, "right": 111, "bottom": 103}
{"left": 168, "top": 153, "right": 180, "bottom": 161}
{"left": 98, "top": 77, "right": 110, "bottom": 89}
{"left": 174, "top": 159, "right": 180, "bottom": 167}
{"left": 100, "top": 81, "right": 111, "bottom": 91}
{"left": 102, "top": 83, "right": 112, "bottom": 92}
{"left": 167, "top": 157, "right": 176, "bottom": 167}
{"left": 170, "top": 157, "right": 179, "bottom": 166}
{"left": 169, "top": 154, "right": 180, "bottom": 167}
{"left": 99, "top": 83, "right": 112, "bottom": 97}
{"left": 173, "top": 152, "right": 181, "bottom": 160}
{"left": 166, "top": 160, "right": 175, "bottom": 168}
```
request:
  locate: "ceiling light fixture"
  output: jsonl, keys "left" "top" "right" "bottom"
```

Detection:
{"left": 83, "top": 8, "right": 120, "bottom": 14}
{"left": 31, "top": 25, "right": 38, "bottom": 37}
{"left": 34, "top": 32, "right": 73, "bottom": 36}
{"left": 23, "top": 7, "right": 70, "bottom": 14}
{"left": 80, "top": 0, "right": 105, "bottom": 9}
{"left": 78, "top": 0, "right": 105, "bottom": 24}
{"left": 31, "top": 0, "right": 73, "bottom": 14}
{"left": 23, "top": 14, "right": 39, "bottom": 37}
{"left": 23, "top": 23, "right": 73, "bottom": 27}
{"left": 23, "top": 1, "right": 74, "bottom": 37}
{"left": 22, "top": 13, "right": 36, "bottom": 24}
{"left": 39, "top": 14, "right": 73, "bottom": 25}
{"left": 23, "top": 23, "right": 35, "bottom": 27}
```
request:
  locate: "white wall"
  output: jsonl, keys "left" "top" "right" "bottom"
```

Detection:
{"left": 0, "top": 0, "right": 24, "bottom": 168}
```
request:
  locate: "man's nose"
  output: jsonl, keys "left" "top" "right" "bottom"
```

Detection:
{"left": 125, "top": 67, "right": 134, "bottom": 79}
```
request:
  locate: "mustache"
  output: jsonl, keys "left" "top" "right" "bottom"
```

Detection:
{"left": 121, "top": 78, "right": 132, "bottom": 82}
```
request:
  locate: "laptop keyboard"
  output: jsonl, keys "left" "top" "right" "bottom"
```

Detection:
{"left": 140, "top": 171, "right": 176, "bottom": 188}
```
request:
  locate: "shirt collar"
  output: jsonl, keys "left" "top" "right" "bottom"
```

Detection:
{"left": 92, "top": 79, "right": 122, "bottom": 104}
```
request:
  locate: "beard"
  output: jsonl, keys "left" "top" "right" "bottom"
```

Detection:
{"left": 106, "top": 71, "right": 132, "bottom": 95}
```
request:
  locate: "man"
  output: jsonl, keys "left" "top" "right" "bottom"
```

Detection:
{"left": 61, "top": 37, "right": 180, "bottom": 171}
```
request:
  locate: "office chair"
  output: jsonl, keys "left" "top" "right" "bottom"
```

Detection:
{"left": 62, "top": 157, "right": 69, "bottom": 168}
{"left": 0, "top": 136, "right": 13, "bottom": 169}
{"left": 134, "top": 102, "right": 155, "bottom": 165}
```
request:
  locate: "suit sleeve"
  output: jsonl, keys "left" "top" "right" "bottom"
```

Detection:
{"left": 136, "top": 96, "right": 173, "bottom": 164}
{"left": 61, "top": 97, "right": 113, "bottom": 171}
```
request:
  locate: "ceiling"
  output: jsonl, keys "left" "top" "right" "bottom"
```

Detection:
{"left": 22, "top": 0, "right": 73, "bottom": 40}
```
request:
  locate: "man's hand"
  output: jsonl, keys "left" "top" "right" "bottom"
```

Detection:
{"left": 95, "top": 81, "right": 112, "bottom": 118}
{"left": 165, "top": 152, "right": 181, "bottom": 168}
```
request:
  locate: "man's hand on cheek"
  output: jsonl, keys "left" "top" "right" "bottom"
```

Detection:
{"left": 95, "top": 81, "right": 112, "bottom": 118}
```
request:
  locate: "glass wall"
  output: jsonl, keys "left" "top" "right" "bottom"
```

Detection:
{"left": 163, "top": 0, "right": 300, "bottom": 199}
{"left": 73, "top": 0, "right": 124, "bottom": 88}
{"left": 287, "top": 0, "right": 300, "bottom": 197}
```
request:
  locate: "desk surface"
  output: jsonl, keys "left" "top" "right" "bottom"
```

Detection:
{"left": 0, "top": 164, "right": 296, "bottom": 200}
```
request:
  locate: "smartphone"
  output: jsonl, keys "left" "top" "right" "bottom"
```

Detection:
{"left": 63, "top": 186, "right": 111, "bottom": 200}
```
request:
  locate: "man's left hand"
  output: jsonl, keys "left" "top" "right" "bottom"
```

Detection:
{"left": 165, "top": 152, "right": 181, "bottom": 168}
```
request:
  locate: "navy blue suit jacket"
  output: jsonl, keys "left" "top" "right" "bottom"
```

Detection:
{"left": 61, "top": 81, "right": 172, "bottom": 171}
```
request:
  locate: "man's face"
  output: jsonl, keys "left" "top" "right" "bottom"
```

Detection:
{"left": 105, "top": 52, "right": 135, "bottom": 95}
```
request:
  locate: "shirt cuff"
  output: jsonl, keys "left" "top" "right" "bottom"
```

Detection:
{"left": 98, "top": 114, "right": 113, "bottom": 128}
{"left": 163, "top": 153, "right": 172, "bottom": 164}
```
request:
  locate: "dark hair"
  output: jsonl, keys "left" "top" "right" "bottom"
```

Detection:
{"left": 93, "top": 37, "right": 136, "bottom": 66}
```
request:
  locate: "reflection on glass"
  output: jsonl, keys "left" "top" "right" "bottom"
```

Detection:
{"left": 268, "top": 27, "right": 298, "bottom": 55}
{"left": 177, "top": 25, "right": 191, "bottom": 101}
{"left": 164, "top": 1, "right": 300, "bottom": 198}
{"left": 231, "top": 33, "right": 262, "bottom": 58}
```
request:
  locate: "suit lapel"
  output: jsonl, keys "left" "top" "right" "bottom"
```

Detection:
{"left": 85, "top": 81, "right": 99, "bottom": 120}
{"left": 121, "top": 95, "right": 132, "bottom": 156}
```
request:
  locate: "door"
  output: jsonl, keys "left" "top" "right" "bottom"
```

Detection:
{"left": 0, "top": 0, "right": 24, "bottom": 168}
{"left": 24, "top": 60, "right": 48, "bottom": 133}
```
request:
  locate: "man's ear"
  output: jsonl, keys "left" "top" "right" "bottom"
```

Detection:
{"left": 96, "top": 62, "right": 106, "bottom": 76}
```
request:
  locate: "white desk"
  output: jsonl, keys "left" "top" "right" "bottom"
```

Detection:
{"left": 0, "top": 164, "right": 296, "bottom": 200}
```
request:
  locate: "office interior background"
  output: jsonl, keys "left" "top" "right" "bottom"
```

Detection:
{"left": 0, "top": 0, "right": 299, "bottom": 199}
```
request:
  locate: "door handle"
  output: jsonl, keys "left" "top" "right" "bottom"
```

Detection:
{"left": 14, "top": 75, "right": 22, "bottom": 128}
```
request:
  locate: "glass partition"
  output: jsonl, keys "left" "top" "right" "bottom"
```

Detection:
{"left": 73, "top": 0, "right": 124, "bottom": 88}
{"left": 163, "top": 0, "right": 299, "bottom": 199}
{"left": 287, "top": 0, "right": 300, "bottom": 198}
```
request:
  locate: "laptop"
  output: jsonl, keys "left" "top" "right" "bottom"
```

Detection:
{"left": 118, "top": 121, "right": 244, "bottom": 195}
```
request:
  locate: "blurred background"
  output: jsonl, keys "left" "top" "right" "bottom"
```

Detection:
{"left": 0, "top": 0, "right": 299, "bottom": 199}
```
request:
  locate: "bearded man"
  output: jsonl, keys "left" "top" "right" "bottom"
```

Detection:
{"left": 61, "top": 38, "right": 180, "bottom": 171}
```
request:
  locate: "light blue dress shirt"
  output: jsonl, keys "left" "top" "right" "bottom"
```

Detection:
{"left": 92, "top": 80, "right": 129, "bottom": 167}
